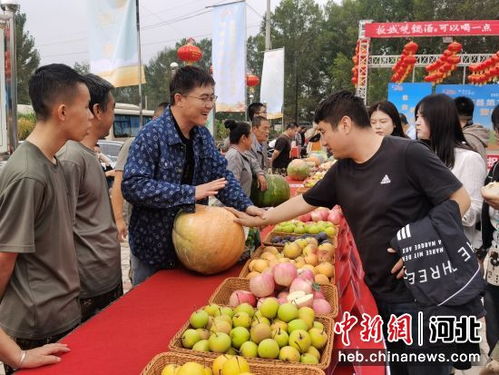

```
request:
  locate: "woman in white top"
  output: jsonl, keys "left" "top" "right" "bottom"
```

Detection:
{"left": 415, "top": 94, "right": 486, "bottom": 245}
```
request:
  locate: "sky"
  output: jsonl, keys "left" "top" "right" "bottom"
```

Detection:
{"left": 19, "top": 0, "right": 329, "bottom": 67}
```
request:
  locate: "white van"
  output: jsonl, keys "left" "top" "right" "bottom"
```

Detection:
{"left": 17, "top": 103, "right": 154, "bottom": 142}
{"left": 107, "top": 103, "right": 154, "bottom": 141}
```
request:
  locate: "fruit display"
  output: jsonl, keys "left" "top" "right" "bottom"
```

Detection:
{"left": 250, "top": 174, "right": 290, "bottom": 208}
{"left": 169, "top": 300, "right": 333, "bottom": 369}
{"left": 303, "top": 171, "right": 326, "bottom": 188}
{"left": 273, "top": 220, "right": 337, "bottom": 237}
{"left": 286, "top": 159, "right": 311, "bottom": 181}
{"left": 297, "top": 206, "right": 342, "bottom": 226}
{"left": 160, "top": 354, "right": 253, "bottom": 375}
{"left": 142, "top": 351, "right": 326, "bottom": 375}
{"left": 210, "top": 276, "right": 337, "bottom": 317}
{"left": 242, "top": 240, "right": 335, "bottom": 286}
{"left": 173, "top": 205, "right": 245, "bottom": 275}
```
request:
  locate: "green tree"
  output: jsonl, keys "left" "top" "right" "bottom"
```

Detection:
{"left": 16, "top": 12, "right": 40, "bottom": 104}
{"left": 73, "top": 61, "right": 90, "bottom": 75}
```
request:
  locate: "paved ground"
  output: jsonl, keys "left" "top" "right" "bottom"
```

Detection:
{"left": 0, "top": 242, "right": 132, "bottom": 374}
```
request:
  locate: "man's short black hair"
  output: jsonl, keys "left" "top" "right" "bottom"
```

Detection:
{"left": 286, "top": 122, "right": 298, "bottom": 130}
{"left": 314, "top": 90, "right": 370, "bottom": 129}
{"left": 454, "top": 96, "right": 474, "bottom": 119}
{"left": 252, "top": 115, "right": 268, "bottom": 128}
{"left": 248, "top": 102, "right": 265, "bottom": 121}
{"left": 170, "top": 65, "right": 215, "bottom": 105}
{"left": 84, "top": 74, "right": 114, "bottom": 115}
{"left": 28, "top": 64, "right": 86, "bottom": 121}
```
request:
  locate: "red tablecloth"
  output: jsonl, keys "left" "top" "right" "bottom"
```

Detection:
{"left": 17, "top": 265, "right": 241, "bottom": 375}
{"left": 18, "top": 178, "right": 384, "bottom": 375}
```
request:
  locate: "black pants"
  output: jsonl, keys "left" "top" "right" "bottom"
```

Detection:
{"left": 484, "top": 283, "right": 499, "bottom": 353}
{"left": 80, "top": 283, "right": 123, "bottom": 323}
{"left": 376, "top": 299, "right": 452, "bottom": 375}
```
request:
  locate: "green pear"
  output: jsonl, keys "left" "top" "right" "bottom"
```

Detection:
{"left": 190, "top": 309, "right": 209, "bottom": 329}
{"left": 233, "top": 312, "right": 252, "bottom": 328}
{"left": 277, "top": 303, "right": 299, "bottom": 322}
{"left": 181, "top": 328, "right": 201, "bottom": 348}
{"left": 259, "top": 297, "right": 279, "bottom": 319}
{"left": 300, "top": 353, "right": 319, "bottom": 364}
{"left": 271, "top": 328, "right": 289, "bottom": 348}
{"left": 192, "top": 339, "right": 210, "bottom": 352}
{"left": 287, "top": 319, "right": 309, "bottom": 333}
{"left": 257, "top": 339, "right": 280, "bottom": 359}
{"left": 289, "top": 329, "right": 311, "bottom": 353}
{"left": 239, "top": 341, "right": 258, "bottom": 358}
{"left": 208, "top": 332, "right": 231, "bottom": 353}
{"left": 230, "top": 327, "right": 250, "bottom": 349}
{"left": 278, "top": 346, "right": 301, "bottom": 362}
{"left": 309, "top": 327, "right": 328, "bottom": 349}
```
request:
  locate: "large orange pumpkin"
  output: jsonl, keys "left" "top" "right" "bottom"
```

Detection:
{"left": 172, "top": 205, "right": 245, "bottom": 274}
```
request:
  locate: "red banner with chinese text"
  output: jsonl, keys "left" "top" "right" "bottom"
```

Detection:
{"left": 365, "top": 20, "right": 499, "bottom": 38}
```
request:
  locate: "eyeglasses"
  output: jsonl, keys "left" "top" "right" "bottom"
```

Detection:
{"left": 185, "top": 94, "right": 218, "bottom": 104}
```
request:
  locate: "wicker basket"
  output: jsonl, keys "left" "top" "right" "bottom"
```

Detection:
{"left": 141, "top": 351, "right": 326, "bottom": 375}
{"left": 208, "top": 278, "right": 338, "bottom": 319}
{"left": 168, "top": 315, "right": 334, "bottom": 370}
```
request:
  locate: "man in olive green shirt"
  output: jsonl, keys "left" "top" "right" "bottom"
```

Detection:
{"left": 0, "top": 64, "right": 93, "bottom": 374}
{"left": 58, "top": 74, "right": 122, "bottom": 322}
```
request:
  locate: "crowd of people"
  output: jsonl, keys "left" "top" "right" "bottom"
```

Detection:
{"left": 0, "top": 61, "right": 498, "bottom": 375}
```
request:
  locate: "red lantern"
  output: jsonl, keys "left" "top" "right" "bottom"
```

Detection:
{"left": 447, "top": 55, "right": 461, "bottom": 65}
{"left": 246, "top": 74, "right": 260, "bottom": 87}
{"left": 177, "top": 38, "right": 203, "bottom": 65}
{"left": 404, "top": 41, "right": 419, "bottom": 54}
{"left": 352, "top": 76, "right": 358, "bottom": 85}
{"left": 448, "top": 41, "right": 462, "bottom": 53}
{"left": 404, "top": 55, "right": 416, "bottom": 65}
{"left": 443, "top": 49, "right": 452, "bottom": 57}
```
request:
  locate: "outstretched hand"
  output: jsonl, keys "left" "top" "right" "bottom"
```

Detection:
{"left": 195, "top": 178, "right": 227, "bottom": 200}
{"left": 225, "top": 207, "right": 267, "bottom": 228}
{"left": 388, "top": 247, "right": 405, "bottom": 279}
{"left": 22, "top": 343, "right": 70, "bottom": 369}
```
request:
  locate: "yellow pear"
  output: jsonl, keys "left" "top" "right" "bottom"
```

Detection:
{"left": 161, "top": 364, "right": 179, "bottom": 375}
{"left": 177, "top": 362, "right": 205, "bottom": 375}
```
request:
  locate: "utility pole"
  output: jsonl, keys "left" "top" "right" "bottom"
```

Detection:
{"left": 265, "top": 0, "right": 271, "bottom": 50}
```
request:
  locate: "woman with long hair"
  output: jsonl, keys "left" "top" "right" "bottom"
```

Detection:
{"left": 368, "top": 100, "right": 407, "bottom": 138}
{"left": 415, "top": 94, "right": 486, "bottom": 243}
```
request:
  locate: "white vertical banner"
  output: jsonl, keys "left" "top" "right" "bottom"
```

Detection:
{"left": 87, "top": 0, "right": 145, "bottom": 87}
{"left": 260, "top": 48, "right": 284, "bottom": 119}
{"left": 212, "top": 1, "right": 246, "bottom": 112}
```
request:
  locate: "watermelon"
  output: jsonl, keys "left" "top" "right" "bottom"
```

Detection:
{"left": 251, "top": 174, "right": 290, "bottom": 207}
{"left": 287, "top": 159, "right": 311, "bottom": 181}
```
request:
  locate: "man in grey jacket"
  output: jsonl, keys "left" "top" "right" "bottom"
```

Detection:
{"left": 455, "top": 96, "right": 489, "bottom": 165}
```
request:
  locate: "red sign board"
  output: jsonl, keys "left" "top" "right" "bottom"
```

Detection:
{"left": 365, "top": 20, "right": 499, "bottom": 38}
{"left": 487, "top": 154, "right": 499, "bottom": 170}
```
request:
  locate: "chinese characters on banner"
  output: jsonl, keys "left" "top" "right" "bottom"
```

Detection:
{"left": 365, "top": 20, "right": 499, "bottom": 38}
{"left": 334, "top": 311, "right": 482, "bottom": 347}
